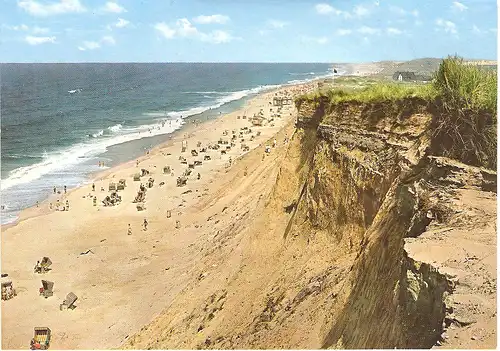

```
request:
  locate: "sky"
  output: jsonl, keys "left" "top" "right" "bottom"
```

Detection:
{"left": 0, "top": 0, "right": 497, "bottom": 62}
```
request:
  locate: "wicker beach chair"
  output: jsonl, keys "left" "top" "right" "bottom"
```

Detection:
{"left": 60, "top": 292, "right": 77, "bottom": 310}
{"left": 40, "top": 280, "right": 54, "bottom": 298}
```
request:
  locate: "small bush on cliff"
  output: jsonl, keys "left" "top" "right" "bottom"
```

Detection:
{"left": 432, "top": 55, "right": 497, "bottom": 169}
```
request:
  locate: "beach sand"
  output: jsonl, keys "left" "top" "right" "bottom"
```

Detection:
{"left": 1, "top": 82, "right": 316, "bottom": 349}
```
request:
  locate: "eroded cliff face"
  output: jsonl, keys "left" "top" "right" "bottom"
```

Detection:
{"left": 122, "top": 97, "right": 496, "bottom": 350}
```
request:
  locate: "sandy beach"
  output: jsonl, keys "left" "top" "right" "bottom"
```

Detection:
{"left": 1, "top": 81, "right": 317, "bottom": 349}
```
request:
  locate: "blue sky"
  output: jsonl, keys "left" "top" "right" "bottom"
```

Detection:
{"left": 0, "top": 0, "right": 497, "bottom": 62}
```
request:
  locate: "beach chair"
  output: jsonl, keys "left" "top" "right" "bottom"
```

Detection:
{"left": 59, "top": 292, "right": 78, "bottom": 310}
{"left": 30, "top": 327, "right": 51, "bottom": 350}
{"left": 117, "top": 179, "right": 126, "bottom": 190}
{"left": 194, "top": 161, "right": 202, "bottom": 166}
{"left": 136, "top": 202, "right": 146, "bottom": 211}
{"left": 34, "top": 257, "right": 52, "bottom": 274}
{"left": 39, "top": 280, "right": 54, "bottom": 298}
{"left": 188, "top": 163, "right": 195, "bottom": 169}
{"left": 163, "top": 166, "right": 171, "bottom": 174}
{"left": 1, "top": 276, "right": 16, "bottom": 301}
{"left": 108, "top": 182, "right": 116, "bottom": 191}
{"left": 197, "top": 141, "right": 202, "bottom": 148}
{"left": 133, "top": 173, "right": 141, "bottom": 181}
{"left": 177, "top": 177, "right": 187, "bottom": 187}
{"left": 191, "top": 149, "right": 198, "bottom": 157}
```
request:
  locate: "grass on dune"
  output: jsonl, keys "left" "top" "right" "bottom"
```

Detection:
{"left": 295, "top": 55, "right": 498, "bottom": 169}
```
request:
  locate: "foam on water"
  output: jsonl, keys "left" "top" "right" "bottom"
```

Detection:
{"left": 108, "top": 124, "right": 123, "bottom": 133}
{"left": 1, "top": 118, "right": 184, "bottom": 192}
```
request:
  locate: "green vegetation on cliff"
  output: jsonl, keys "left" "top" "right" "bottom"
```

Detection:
{"left": 296, "top": 56, "right": 497, "bottom": 169}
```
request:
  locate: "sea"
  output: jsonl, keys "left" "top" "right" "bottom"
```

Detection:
{"left": 1, "top": 63, "right": 346, "bottom": 225}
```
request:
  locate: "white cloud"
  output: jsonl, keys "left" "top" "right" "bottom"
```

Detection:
{"left": 358, "top": 26, "right": 380, "bottom": 35}
{"left": 176, "top": 18, "right": 199, "bottom": 37}
{"left": 387, "top": 27, "right": 403, "bottom": 35}
{"left": 389, "top": 6, "right": 419, "bottom": 17}
{"left": 315, "top": 3, "right": 334, "bottom": 14}
{"left": 353, "top": 5, "right": 370, "bottom": 17}
{"left": 436, "top": 18, "right": 457, "bottom": 34}
{"left": 3, "top": 24, "right": 30, "bottom": 31}
{"left": 101, "top": 35, "right": 115, "bottom": 44}
{"left": 78, "top": 35, "right": 116, "bottom": 51}
{"left": 200, "top": 30, "right": 235, "bottom": 44}
{"left": 155, "top": 19, "right": 237, "bottom": 44}
{"left": 78, "top": 41, "right": 100, "bottom": 50}
{"left": 101, "top": 2, "right": 126, "bottom": 13}
{"left": 193, "top": 14, "right": 230, "bottom": 24}
{"left": 25, "top": 35, "right": 56, "bottom": 45}
{"left": 336, "top": 29, "right": 352, "bottom": 36}
{"left": 473, "top": 26, "right": 497, "bottom": 35}
{"left": 18, "top": 0, "right": 86, "bottom": 16}
{"left": 452, "top": 1, "right": 468, "bottom": 11}
{"left": 32, "top": 26, "right": 50, "bottom": 34}
{"left": 115, "top": 18, "right": 130, "bottom": 28}
{"left": 315, "top": 3, "right": 373, "bottom": 19}
{"left": 315, "top": 3, "right": 352, "bottom": 18}
{"left": 155, "top": 22, "right": 176, "bottom": 38}
{"left": 268, "top": 19, "right": 289, "bottom": 29}
{"left": 301, "top": 35, "right": 328, "bottom": 44}
{"left": 5, "top": 24, "right": 50, "bottom": 34}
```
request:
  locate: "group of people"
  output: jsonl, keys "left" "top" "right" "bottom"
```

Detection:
{"left": 49, "top": 199, "right": 70, "bottom": 211}
{"left": 53, "top": 185, "right": 67, "bottom": 194}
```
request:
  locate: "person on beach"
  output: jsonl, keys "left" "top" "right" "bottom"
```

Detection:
{"left": 136, "top": 160, "right": 139, "bottom": 167}
{"left": 36, "top": 201, "right": 39, "bottom": 207}
{"left": 92, "top": 183, "right": 95, "bottom": 191}
{"left": 143, "top": 218, "right": 148, "bottom": 231}
{"left": 53, "top": 186, "right": 56, "bottom": 194}
{"left": 64, "top": 185, "right": 67, "bottom": 194}
{"left": 66, "top": 200, "right": 70, "bottom": 210}
{"left": 197, "top": 173, "right": 201, "bottom": 180}
{"left": 273, "top": 139, "right": 277, "bottom": 148}
{"left": 127, "top": 224, "right": 132, "bottom": 235}
{"left": 93, "top": 196, "right": 97, "bottom": 206}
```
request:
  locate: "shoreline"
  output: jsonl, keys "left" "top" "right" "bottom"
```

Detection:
{"left": 1, "top": 80, "right": 317, "bottom": 349}
{"left": 0, "top": 85, "right": 279, "bottom": 230}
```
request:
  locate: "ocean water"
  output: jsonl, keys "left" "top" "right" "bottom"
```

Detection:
{"left": 1, "top": 63, "right": 341, "bottom": 224}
